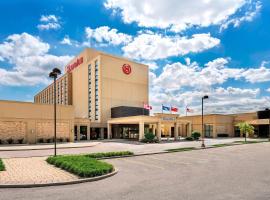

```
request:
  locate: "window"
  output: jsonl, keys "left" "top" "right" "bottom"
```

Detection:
{"left": 204, "top": 125, "right": 213, "bottom": 138}
{"left": 94, "top": 60, "right": 99, "bottom": 120}
{"left": 88, "top": 64, "right": 92, "bottom": 118}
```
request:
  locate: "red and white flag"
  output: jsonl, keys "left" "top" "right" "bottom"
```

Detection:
{"left": 144, "top": 103, "right": 152, "bottom": 110}
{"left": 171, "top": 106, "right": 178, "bottom": 112}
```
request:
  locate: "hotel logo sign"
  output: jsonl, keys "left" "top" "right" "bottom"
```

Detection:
{"left": 66, "top": 57, "right": 83, "bottom": 73}
{"left": 122, "top": 64, "right": 131, "bottom": 75}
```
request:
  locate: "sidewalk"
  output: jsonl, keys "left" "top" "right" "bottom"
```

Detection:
{"left": 0, "top": 141, "right": 100, "bottom": 151}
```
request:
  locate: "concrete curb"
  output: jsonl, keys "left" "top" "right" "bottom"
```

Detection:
{"left": 0, "top": 169, "right": 118, "bottom": 188}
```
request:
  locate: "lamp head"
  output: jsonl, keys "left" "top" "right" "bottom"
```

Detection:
{"left": 203, "top": 95, "right": 209, "bottom": 99}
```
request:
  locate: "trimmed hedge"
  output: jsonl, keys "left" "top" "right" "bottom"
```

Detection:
{"left": 85, "top": 151, "right": 133, "bottom": 159}
{"left": 47, "top": 155, "right": 114, "bottom": 178}
{"left": 0, "top": 158, "right": 5, "bottom": 171}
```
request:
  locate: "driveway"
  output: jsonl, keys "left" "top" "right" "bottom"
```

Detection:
{"left": 0, "top": 138, "right": 260, "bottom": 158}
{"left": 1, "top": 142, "right": 270, "bottom": 200}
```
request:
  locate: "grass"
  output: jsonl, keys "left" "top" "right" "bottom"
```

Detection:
{"left": 0, "top": 158, "right": 5, "bottom": 171}
{"left": 85, "top": 151, "right": 134, "bottom": 159}
{"left": 166, "top": 147, "right": 196, "bottom": 152}
{"left": 233, "top": 140, "right": 268, "bottom": 144}
{"left": 47, "top": 155, "right": 114, "bottom": 178}
{"left": 211, "top": 143, "right": 235, "bottom": 148}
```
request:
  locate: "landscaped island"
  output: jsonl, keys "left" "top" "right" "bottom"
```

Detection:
{"left": 47, "top": 151, "right": 133, "bottom": 178}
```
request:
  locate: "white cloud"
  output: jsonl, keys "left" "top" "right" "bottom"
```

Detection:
{"left": 220, "top": 1, "right": 261, "bottom": 31}
{"left": 0, "top": 33, "right": 72, "bottom": 86}
{"left": 85, "top": 26, "right": 132, "bottom": 45}
{"left": 243, "top": 66, "right": 270, "bottom": 83}
{"left": 123, "top": 32, "right": 220, "bottom": 60}
{"left": 104, "top": 0, "right": 256, "bottom": 32}
{"left": 60, "top": 35, "right": 72, "bottom": 45}
{"left": 149, "top": 58, "right": 270, "bottom": 114}
{"left": 37, "top": 15, "right": 61, "bottom": 30}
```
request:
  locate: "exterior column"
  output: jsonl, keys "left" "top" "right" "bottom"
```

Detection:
{"left": 77, "top": 125, "right": 80, "bottom": 141}
{"left": 87, "top": 125, "right": 90, "bottom": 140}
{"left": 139, "top": 121, "right": 145, "bottom": 141}
{"left": 100, "top": 128, "right": 104, "bottom": 139}
{"left": 153, "top": 124, "right": 156, "bottom": 135}
{"left": 188, "top": 123, "right": 192, "bottom": 137}
{"left": 107, "top": 123, "right": 111, "bottom": 139}
{"left": 157, "top": 122, "right": 161, "bottom": 141}
{"left": 174, "top": 123, "right": 179, "bottom": 140}
{"left": 168, "top": 125, "right": 172, "bottom": 138}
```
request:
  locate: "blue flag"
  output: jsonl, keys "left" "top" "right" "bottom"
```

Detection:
{"left": 162, "top": 105, "right": 170, "bottom": 111}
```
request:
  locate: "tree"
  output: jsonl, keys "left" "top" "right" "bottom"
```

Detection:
{"left": 236, "top": 122, "right": 254, "bottom": 142}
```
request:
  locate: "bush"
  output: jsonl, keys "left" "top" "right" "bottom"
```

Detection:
{"left": 66, "top": 138, "right": 70, "bottom": 142}
{"left": 85, "top": 151, "right": 133, "bottom": 159}
{"left": 191, "top": 131, "right": 201, "bottom": 140}
{"left": 185, "top": 137, "right": 194, "bottom": 141}
{"left": 38, "top": 138, "right": 44, "bottom": 143}
{"left": 141, "top": 131, "right": 157, "bottom": 143}
{"left": 217, "top": 133, "right": 229, "bottom": 137}
{"left": 59, "top": 138, "right": 64, "bottom": 143}
{"left": 18, "top": 138, "right": 24, "bottom": 144}
{"left": 47, "top": 155, "right": 114, "bottom": 178}
{"left": 0, "top": 158, "right": 5, "bottom": 171}
{"left": 0, "top": 139, "right": 3, "bottom": 145}
{"left": 7, "top": 138, "right": 14, "bottom": 144}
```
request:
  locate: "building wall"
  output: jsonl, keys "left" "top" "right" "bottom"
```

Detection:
{"left": 34, "top": 73, "right": 72, "bottom": 105}
{"left": 0, "top": 100, "right": 74, "bottom": 144}
{"left": 100, "top": 53, "right": 148, "bottom": 125}
{"left": 180, "top": 114, "right": 235, "bottom": 137}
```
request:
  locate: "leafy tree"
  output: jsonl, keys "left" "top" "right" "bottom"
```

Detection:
{"left": 236, "top": 122, "right": 254, "bottom": 142}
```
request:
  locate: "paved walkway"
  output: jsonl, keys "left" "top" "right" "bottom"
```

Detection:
{"left": 0, "top": 142, "right": 100, "bottom": 151}
{"left": 0, "top": 157, "right": 78, "bottom": 185}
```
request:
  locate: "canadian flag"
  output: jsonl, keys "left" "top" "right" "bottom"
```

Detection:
{"left": 144, "top": 103, "right": 152, "bottom": 110}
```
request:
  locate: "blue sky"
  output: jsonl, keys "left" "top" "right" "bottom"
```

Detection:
{"left": 0, "top": 0, "right": 270, "bottom": 114}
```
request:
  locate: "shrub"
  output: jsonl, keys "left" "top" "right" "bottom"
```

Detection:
{"left": 185, "top": 137, "right": 194, "bottom": 141}
{"left": 66, "top": 138, "right": 70, "bottom": 142}
{"left": 0, "top": 159, "right": 5, "bottom": 171}
{"left": 141, "top": 131, "right": 157, "bottom": 143}
{"left": 7, "top": 138, "right": 14, "bottom": 144}
{"left": 0, "top": 139, "right": 2, "bottom": 145}
{"left": 59, "top": 138, "right": 64, "bottom": 143}
{"left": 47, "top": 155, "right": 114, "bottom": 178}
{"left": 191, "top": 131, "right": 201, "bottom": 140}
{"left": 85, "top": 151, "right": 133, "bottom": 159}
{"left": 18, "top": 138, "right": 24, "bottom": 144}
{"left": 217, "top": 133, "right": 229, "bottom": 137}
{"left": 38, "top": 138, "right": 44, "bottom": 143}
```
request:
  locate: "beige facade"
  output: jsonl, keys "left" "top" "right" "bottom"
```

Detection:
{"left": 33, "top": 48, "right": 148, "bottom": 141}
{"left": 0, "top": 100, "right": 74, "bottom": 144}
{"left": 34, "top": 73, "right": 72, "bottom": 105}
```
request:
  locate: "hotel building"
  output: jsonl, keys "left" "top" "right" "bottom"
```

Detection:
{"left": 0, "top": 48, "right": 269, "bottom": 144}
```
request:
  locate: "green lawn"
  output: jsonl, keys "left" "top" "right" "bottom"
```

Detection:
{"left": 47, "top": 155, "right": 114, "bottom": 178}
{"left": 0, "top": 158, "right": 5, "bottom": 171}
{"left": 233, "top": 140, "right": 268, "bottom": 144}
{"left": 166, "top": 147, "right": 196, "bottom": 152}
{"left": 85, "top": 151, "right": 133, "bottom": 159}
{"left": 211, "top": 143, "right": 235, "bottom": 148}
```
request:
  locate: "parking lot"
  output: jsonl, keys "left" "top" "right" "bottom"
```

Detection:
{"left": 1, "top": 142, "right": 270, "bottom": 200}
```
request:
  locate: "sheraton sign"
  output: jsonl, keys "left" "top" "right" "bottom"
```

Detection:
{"left": 66, "top": 57, "right": 83, "bottom": 73}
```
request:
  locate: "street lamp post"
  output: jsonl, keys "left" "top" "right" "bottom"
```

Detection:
{"left": 49, "top": 68, "right": 61, "bottom": 157}
{"left": 201, "top": 95, "right": 209, "bottom": 148}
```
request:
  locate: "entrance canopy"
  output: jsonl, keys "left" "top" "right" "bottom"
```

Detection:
{"left": 107, "top": 114, "right": 191, "bottom": 141}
